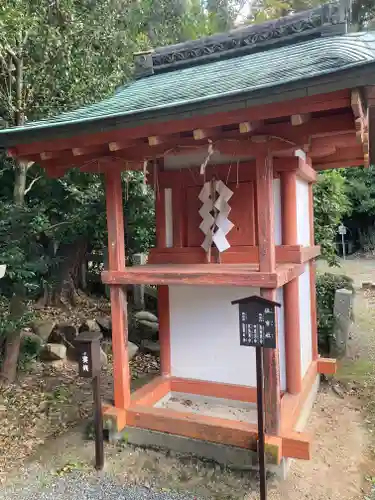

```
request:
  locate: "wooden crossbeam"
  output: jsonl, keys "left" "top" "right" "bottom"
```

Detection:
{"left": 193, "top": 128, "right": 219, "bottom": 140}
{"left": 10, "top": 90, "right": 351, "bottom": 157}
{"left": 239, "top": 121, "right": 263, "bottom": 133}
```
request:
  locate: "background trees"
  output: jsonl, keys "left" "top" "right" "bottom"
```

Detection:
{"left": 0, "top": 0, "right": 375, "bottom": 381}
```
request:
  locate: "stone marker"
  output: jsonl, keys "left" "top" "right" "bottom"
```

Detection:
{"left": 331, "top": 288, "right": 353, "bottom": 358}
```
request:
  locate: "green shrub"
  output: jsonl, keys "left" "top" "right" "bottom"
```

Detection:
{"left": 316, "top": 272, "right": 354, "bottom": 355}
{"left": 18, "top": 334, "right": 43, "bottom": 370}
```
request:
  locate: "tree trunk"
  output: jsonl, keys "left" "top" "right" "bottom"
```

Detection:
{"left": 41, "top": 239, "right": 88, "bottom": 307}
{"left": 0, "top": 53, "right": 28, "bottom": 383}
{"left": 0, "top": 293, "right": 25, "bottom": 385}
{"left": 13, "top": 161, "right": 27, "bottom": 206}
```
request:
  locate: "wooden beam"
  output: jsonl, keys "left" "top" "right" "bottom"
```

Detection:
{"left": 280, "top": 170, "right": 302, "bottom": 395}
{"left": 158, "top": 285, "right": 171, "bottom": 375}
{"left": 40, "top": 151, "right": 54, "bottom": 160}
{"left": 281, "top": 431, "right": 311, "bottom": 460}
{"left": 296, "top": 158, "right": 317, "bottom": 183}
{"left": 239, "top": 120, "right": 262, "bottom": 133}
{"left": 148, "top": 136, "right": 163, "bottom": 146}
{"left": 101, "top": 265, "right": 281, "bottom": 287}
{"left": 12, "top": 90, "right": 351, "bottom": 156}
{"left": 104, "top": 169, "right": 130, "bottom": 411}
{"left": 256, "top": 152, "right": 280, "bottom": 435}
{"left": 310, "top": 133, "right": 358, "bottom": 151}
{"left": 351, "top": 89, "right": 365, "bottom": 120}
{"left": 317, "top": 357, "right": 337, "bottom": 375}
{"left": 131, "top": 376, "right": 170, "bottom": 406}
{"left": 291, "top": 113, "right": 311, "bottom": 126}
{"left": 127, "top": 404, "right": 260, "bottom": 450}
{"left": 170, "top": 377, "right": 257, "bottom": 403}
{"left": 193, "top": 128, "right": 218, "bottom": 140}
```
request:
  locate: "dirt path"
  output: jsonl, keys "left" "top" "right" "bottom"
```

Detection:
{"left": 1, "top": 258, "right": 375, "bottom": 499}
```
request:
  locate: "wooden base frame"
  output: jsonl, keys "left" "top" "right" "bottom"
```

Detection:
{"left": 102, "top": 363, "right": 336, "bottom": 463}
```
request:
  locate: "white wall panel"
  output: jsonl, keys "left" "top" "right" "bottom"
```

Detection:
{"left": 277, "top": 287, "right": 287, "bottom": 391}
{"left": 298, "top": 263, "right": 313, "bottom": 377}
{"left": 170, "top": 285, "right": 286, "bottom": 390}
{"left": 273, "top": 178, "right": 282, "bottom": 245}
{"left": 296, "top": 179, "right": 310, "bottom": 246}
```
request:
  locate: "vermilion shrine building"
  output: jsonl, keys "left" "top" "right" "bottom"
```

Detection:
{"left": 1, "top": 0, "right": 374, "bottom": 471}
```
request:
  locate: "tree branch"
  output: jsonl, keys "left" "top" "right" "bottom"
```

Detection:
{"left": 24, "top": 175, "right": 41, "bottom": 196}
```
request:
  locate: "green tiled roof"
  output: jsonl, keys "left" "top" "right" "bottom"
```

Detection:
{"left": 1, "top": 31, "right": 375, "bottom": 144}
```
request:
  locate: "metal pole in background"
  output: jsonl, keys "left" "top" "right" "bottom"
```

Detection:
{"left": 93, "top": 374, "right": 104, "bottom": 470}
{"left": 341, "top": 232, "right": 346, "bottom": 260}
{"left": 256, "top": 345, "right": 267, "bottom": 500}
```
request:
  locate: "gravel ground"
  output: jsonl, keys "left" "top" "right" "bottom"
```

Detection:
{"left": 0, "top": 473, "right": 200, "bottom": 500}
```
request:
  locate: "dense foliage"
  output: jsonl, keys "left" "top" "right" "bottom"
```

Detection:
{"left": 0, "top": 0, "right": 374, "bottom": 379}
{"left": 316, "top": 272, "right": 354, "bottom": 354}
{"left": 313, "top": 171, "right": 351, "bottom": 264}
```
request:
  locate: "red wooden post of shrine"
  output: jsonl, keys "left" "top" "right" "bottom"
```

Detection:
{"left": 104, "top": 169, "right": 130, "bottom": 411}
{"left": 281, "top": 169, "right": 302, "bottom": 395}
{"left": 255, "top": 152, "right": 280, "bottom": 435}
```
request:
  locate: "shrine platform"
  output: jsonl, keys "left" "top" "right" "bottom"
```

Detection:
{"left": 102, "top": 261, "right": 314, "bottom": 288}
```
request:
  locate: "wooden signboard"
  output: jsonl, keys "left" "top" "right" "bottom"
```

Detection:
{"left": 232, "top": 295, "right": 281, "bottom": 500}
{"left": 74, "top": 331, "right": 104, "bottom": 470}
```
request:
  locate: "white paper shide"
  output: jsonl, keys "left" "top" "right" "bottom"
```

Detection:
{"left": 199, "top": 179, "right": 234, "bottom": 253}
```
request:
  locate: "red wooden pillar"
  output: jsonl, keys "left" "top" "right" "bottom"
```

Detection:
{"left": 281, "top": 171, "right": 302, "bottom": 394}
{"left": 104, "top": 169, "right": 131, "bottom": 410}
{"left": 256, "top": 153, "right": 280, "bottom": 435}
{"left": 309, "top": 183, "right": 319, "bottom": 360}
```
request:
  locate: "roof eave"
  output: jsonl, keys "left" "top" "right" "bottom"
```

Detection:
{"left": 2, "top": 61, "right": 375, "bottom": 150}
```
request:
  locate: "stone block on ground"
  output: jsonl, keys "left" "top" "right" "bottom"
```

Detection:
{"left": 31, "top": 320, "right": 56, "bottom": 342}
{"left": 331, "top": 288, "right": 353, "bottom": 359}
{"left": 41, "top": 343, "right": 67, "bottom": 361}
{"left": 48, "top": 324, "right": 77, "bottom": 345}
{"left": 79, "top": 319, "right": 102, "bottom": 334}
{"left": 96, "top": 316, "right": 112, "bottom": 334}
{"left": 134, "top": 311, "right": 158, "bottom": 323}
{"left": 100, "top": 348, "right": 108, "bottom": 367}
{"left": 128, "top": 341, "right": 139, "bottom": 360}
{"left": 138, "top": 319, "right": 159, "bottom": 333}
{"left": 142, "top": 340, "right": 160, "bottom": 355}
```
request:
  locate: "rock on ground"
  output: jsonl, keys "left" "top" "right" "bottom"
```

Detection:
{"left": 142, "top": 340, "right": 160, "bottom": 355}
{"left": 128, "top": 342, "right": 139, "bottom": 361}
{"left": 31, "top": 320, "right": 56, "bottom": 342}
{"left": 79, "top": 319, "right": 102, "bottom": 333}
{"left": 96, "top": 316, "right": 112, "bottom": 334}
{"left": 40, "top": 343, "right": 67, "bottom": 361}
{"left": 134, "top": 311, "right": 158, "bottom": 323}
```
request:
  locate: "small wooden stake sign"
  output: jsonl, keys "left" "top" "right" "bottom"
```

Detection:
{"left": 232, "top": 295, "right": 280, "bottom": 500}
{"left": 75, "top": 331, "right": 104, "bottom": 470}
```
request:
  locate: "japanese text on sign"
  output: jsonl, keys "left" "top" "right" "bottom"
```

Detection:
{"left": 239, "top": 303, "right": 276, "bottom": 348}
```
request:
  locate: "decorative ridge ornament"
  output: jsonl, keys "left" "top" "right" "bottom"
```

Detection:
{"left": 136, "top": 0, "right": 351, "bottom": 77}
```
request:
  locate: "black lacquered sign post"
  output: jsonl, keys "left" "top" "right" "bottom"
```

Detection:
{"left": 232, "top": 295, "right": 280, "bottom": 500}
{"left": 75, "top": 331, "right": 104, "bottom": 470}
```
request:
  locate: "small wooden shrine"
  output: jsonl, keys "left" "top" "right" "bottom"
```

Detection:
{"left": 1, "top": 0, "right": 375, "bottom": 470}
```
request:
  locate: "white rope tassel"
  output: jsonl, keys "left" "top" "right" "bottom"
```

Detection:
{"left": 199, "top": 139, "right": 214, "bottom": 176}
